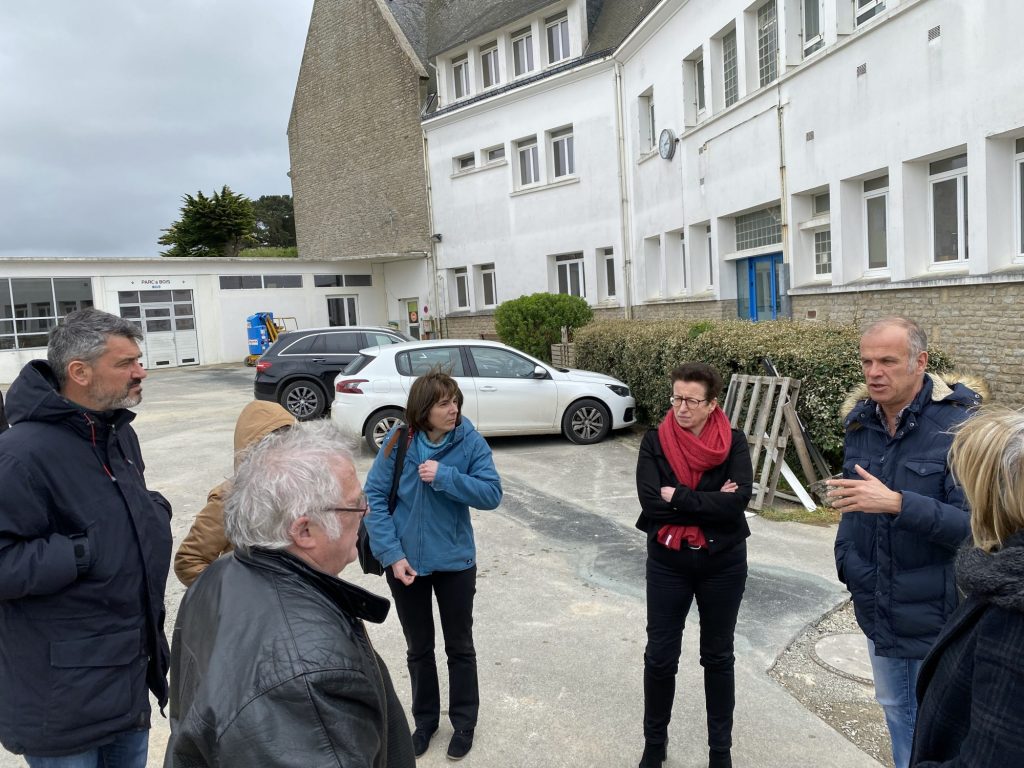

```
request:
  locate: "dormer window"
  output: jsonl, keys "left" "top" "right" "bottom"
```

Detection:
{"left": 546, "top": 12, "right": 569, "bottom": 64}
{"left": 452, "top": 55, "right": 469, "bottom": 99}
{"left": 512, "top": 28, "right": 534, "bottom": 76}
{"left": 481, "top": 43, "right": 500, "bottom": 88}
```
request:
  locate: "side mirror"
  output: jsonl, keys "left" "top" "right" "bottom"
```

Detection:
{"left": 533, "top": 365, "right": 547, "bottom": 379}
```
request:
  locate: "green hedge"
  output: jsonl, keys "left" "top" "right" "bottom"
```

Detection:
{"left": 573, "top": 319, "right": 956, "bottom": 468}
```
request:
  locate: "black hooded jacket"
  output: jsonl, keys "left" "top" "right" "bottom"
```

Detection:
{"left": 0, "top": 360, "right": 172, "bottom": 756}
{"left": 910, "top": 531, "right": 1024, "bottom": 766}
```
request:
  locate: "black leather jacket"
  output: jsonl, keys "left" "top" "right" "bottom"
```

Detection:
{"left": 166, "top": 548, "right": 414, "bottom": 768}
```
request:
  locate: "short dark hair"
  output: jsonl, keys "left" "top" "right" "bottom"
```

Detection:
{"left": 405, "top": 369, "right": 463, "bottom": 434}
{"left": 48, "top": 308, "right": 144, "bottom": 389}
{"left": 670, "top": 362, "right": 724, "bottom": 402}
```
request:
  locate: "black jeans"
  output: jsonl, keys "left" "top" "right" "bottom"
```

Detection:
{"left": 387, "top": 566, "right": 479, "bottom": 732}
{"left": 643, "top": 541, "right": 748, "bottom": 750}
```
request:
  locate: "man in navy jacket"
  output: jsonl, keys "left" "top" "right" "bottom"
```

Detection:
{"left": 0, "top": 308, "right": 172, "bottom": 766}
{"left": 829, "top": 316, "right": 980, "bottom": 768}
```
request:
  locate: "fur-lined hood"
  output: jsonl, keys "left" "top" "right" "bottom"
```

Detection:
{"left": 840, "top": 371, "right": 988, "bottom": 421}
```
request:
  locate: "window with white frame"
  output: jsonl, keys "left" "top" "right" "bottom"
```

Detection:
{"left": 855, "top": 0, "right": 885, "bottom": 26}
{"left": 454, "top": 153, "right": 475, "bottom": 173}
{"left": 1016, "top": 138, "right": 1024, "bottom": 258}
{"left": 485, "top": 145, "right": 505, "bottom": 164}
{"left": 723, "top": 31, "right": 738, "bottom": 107}
{"left": 453, "top": 268, "right": 470, "bottom": 309}
{"left": 814, "top": 231, "right": 832, "bottom": 276}
{"left": 512, "top": 28, "right": 534, "bottom": 76}
{"left": 551, "top": 126, "right": 575, "bottom": 178}
{"left": 452, "top": 56, "right": 469, "bottom": 99}
{"left": 555, "top": 253, "right": 585, "bottom": 297}
{"left": 803, "top": 0, "right": 824, "bottom": 56}
{"left": 639, "top": 88, "right": 655, "bottom": 152}
{"left": 930, "top": 153, "right": 968, "bottom": 264}
{"left": 863, "top": 175, "right": 889, "bottom": 271}
{"left": 679, "top": 233, "right": 688, "bottom": 290}
{"left": 481, "top": 43, "right": 500, "bottom": 88}
{"left": 601, "top": 248, "right": 616, "bottom": 298}
{"left": 479, "top": 263, "right": 497, "bottom": 307}
{"left": 516, "top": 137, "right": 540, "bottom": 186}
{"left": 812, "top": 192, "right": 832, "bottom": 276}
{"left": 546, "top": 12, "right": 570, "bottom": 64}
{"left": 1, "top": 278, "right": 93, "bottom": 350}
{"left": 757, "top": 1, "right": 778, "bottom": 87}
{"left": 643, "top": 235, "right": 662, "bottom": 298}
{"left": 695, "top": 57, "right": 706, "bottom": 113}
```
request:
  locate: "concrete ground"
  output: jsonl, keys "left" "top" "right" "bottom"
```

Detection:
{"left": 1, "top": 364, "right": 882, "bottom": 767}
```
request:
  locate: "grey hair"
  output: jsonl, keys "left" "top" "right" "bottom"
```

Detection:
{"left": 864, "top": 316, "right": 928, "bottom": 371}
{"left": 224, "top": 421, "right": 357, "bottom": 552}
{"left": 47, "top": 307, "right": 144, "bottom": 389}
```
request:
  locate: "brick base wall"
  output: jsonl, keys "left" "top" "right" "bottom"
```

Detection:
{"left": 633, "top": 299, "right": 738, "bottom": 321}
{"left": 441, "top": 314, "right": 497, "bottom": 339}
{"left": 791, "top": 282, "right": 1024, "bottom": 406}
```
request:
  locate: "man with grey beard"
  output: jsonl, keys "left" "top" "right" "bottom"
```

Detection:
{"left": 0, "top": 307, "right": 172, "bottom": 767}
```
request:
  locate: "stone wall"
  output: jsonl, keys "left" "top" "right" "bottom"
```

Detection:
{"left": 791, "top": 281, "right": 1024, "bottom": 406}
{"left": 633, "top": 298, "right": 738, "bottom": 321}
{"left": 440, "top": 312, "right": 497, "bottom": 339}
{"left": 288, "top": 0, "right": 430, "bottom": 261}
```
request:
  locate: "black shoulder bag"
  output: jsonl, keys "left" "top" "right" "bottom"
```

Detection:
{"left": 357, "top": 425, "right": 409, "bottom": 576}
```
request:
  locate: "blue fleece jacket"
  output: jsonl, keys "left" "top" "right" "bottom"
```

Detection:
{"left": 364, "top": 417, "right": 502, "bottom": 575}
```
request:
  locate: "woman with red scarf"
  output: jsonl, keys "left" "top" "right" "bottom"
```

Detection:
{"left": 635, "top": 362, "right": 753, "bottom": 768}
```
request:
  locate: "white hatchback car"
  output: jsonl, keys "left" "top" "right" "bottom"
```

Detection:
{"left": 331, "top": 339, "right": 636, "bottom": 450}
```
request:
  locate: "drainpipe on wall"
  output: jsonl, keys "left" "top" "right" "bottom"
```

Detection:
{"left": 421, "top": 130, "right": 443, "bottom": 337}
{"left": 776, "top": 85, "right": 790, "bottom": 315}
{"left": 613, "top": 59, "right": 634, "bottom": 320}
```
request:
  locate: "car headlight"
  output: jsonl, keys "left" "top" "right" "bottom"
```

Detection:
{"left": 606, "top": 384, "right": 630, "bottom": 397}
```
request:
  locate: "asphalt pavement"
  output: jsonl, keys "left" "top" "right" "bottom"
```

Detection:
{"left": 0, "top": 364, "right": 881, "bottom": 767}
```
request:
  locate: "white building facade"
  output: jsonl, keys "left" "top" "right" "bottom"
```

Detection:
{"left": 421, "top": 0, "right": 1024, "bottom": 400}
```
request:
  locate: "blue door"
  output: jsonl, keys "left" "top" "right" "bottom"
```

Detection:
{"left": 736, "top": 253, "right": 789, "bottom": 321}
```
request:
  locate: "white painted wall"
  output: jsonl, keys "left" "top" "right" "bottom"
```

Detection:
{"left": 424, "top": 60, "right": 625, "bottom": 311}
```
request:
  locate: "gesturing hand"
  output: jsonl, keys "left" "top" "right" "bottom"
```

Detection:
{"left": 720, "top": 479, "right": 738, "bottom": 493}
{"left": 827, "top": 464, "right": 902, "bottom": 515}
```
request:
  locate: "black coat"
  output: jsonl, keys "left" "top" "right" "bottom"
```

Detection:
{"left": 166, "top": 548, "right": 415, "bottom": 768}
{"left": 0, "top": 361, "right": 172, "bottom": 756}
{"left": 910, "top": 532, "right": 1024, "bottom": 766}
{"left": 635, "top": 426, "right": 753, "bottom": 558}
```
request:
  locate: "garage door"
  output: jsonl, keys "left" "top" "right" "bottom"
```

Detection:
{"left": 118, "top": 289, "right": 199, "bottom": 368}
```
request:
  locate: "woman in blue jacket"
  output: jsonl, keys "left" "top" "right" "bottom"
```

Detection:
{"left": 364, "top": 370, "right": 502, "bottom": 762}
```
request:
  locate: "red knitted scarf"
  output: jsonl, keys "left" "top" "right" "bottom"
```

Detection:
{"left": 655, "top": 406, "right": 732, "bottom": 549}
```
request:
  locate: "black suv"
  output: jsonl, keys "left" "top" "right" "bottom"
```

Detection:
{"left": 253, "top": 327, "right": 411, "bottom": 419}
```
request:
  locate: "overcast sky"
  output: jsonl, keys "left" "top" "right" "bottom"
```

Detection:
{"left": 0, "top": 1, "right": 315, "bottom": 259}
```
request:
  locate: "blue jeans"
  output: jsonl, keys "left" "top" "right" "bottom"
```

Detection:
{"left": 24, "top": 729, "right": 148, "bottom": 768}
{"left": 866, "top": 638, "right": 923, "bottom": 768}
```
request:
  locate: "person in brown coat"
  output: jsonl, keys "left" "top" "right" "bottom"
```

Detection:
{"left": 173, "top": 400, "right": 294, "bottom": 587}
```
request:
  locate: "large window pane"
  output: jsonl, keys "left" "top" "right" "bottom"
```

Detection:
{"left": 0, "top": 279, "right": 11, "bottom": 320}
{"left": 757, "top": 1, "right": 778, "bottom": 87}
{"left": 723, "top": 31, "right": 738, "bottom": 107}
{"left": 932, "top": 178, "right": 959, "bottom": 262}
{"left": 866, "top": 195, "right": 888, "bottom": 269}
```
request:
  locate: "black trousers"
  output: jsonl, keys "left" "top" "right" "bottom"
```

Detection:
{"left": 643, "top": 541, "right": 748, "bottom": 750}
{"left": 387, "top": 566, "right": 479, "bottom": 732}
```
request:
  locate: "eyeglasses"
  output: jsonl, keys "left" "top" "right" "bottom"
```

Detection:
{"left": 324, "top": 495, "right": 369, "bottom": 516}
{"left": 669, "top": 396, "right": 707, "bottom": 409}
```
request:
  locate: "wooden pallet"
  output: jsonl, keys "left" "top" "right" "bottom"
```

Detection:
{"left": 723, "top": 374, "right": 803, "bottom": 511}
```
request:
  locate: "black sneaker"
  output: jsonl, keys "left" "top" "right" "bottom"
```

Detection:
{"left": 412, "top": 727, "right": 437, "bottom": 757}
{"left": 447, "top": 729, "right": 474, "bottom": 760}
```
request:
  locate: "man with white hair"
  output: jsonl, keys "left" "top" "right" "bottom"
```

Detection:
{"left": 165, "top": 423, "right": 414, "bottom": 767}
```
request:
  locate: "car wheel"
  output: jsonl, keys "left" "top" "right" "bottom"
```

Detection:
{"left": 364, "top": 408, "right": 406, "bottom": 452}
{"left": 280, "top": 380, "right": 326, "bottom": 421}
{"left": 562, "top": 398, "right": 611, "bottom": 445}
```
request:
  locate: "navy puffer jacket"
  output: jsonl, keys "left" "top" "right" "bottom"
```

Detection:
{"left": 834, "top": 373, "right": 981, "bottom": 659}
{"left": 0, "top": 361, "right": 172, "bottom": 756}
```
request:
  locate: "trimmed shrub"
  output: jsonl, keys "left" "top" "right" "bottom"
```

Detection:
{"left": 574, "top": 319, "right": 956, "bottom": 468}
{"left": 238, "top": 246, "right": 298, "bottom": 258}
{"left": 494, "top": 293, "right": 592, "bottom": 362}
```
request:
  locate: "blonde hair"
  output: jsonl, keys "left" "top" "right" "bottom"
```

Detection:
{"left": 949, "top": 406, "right": 1024, "bottom": 552}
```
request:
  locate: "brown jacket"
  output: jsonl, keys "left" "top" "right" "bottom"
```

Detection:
{"left": 173, "top": 401, "right": 294, "bottom": 586}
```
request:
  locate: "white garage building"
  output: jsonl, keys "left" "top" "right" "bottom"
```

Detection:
{"left": 0, "top": 256, "right": 430, "bottom": 383}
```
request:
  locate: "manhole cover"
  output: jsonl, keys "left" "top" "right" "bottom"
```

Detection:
{"left": 811, "top": 633, "right": 874, "bottom": 685}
